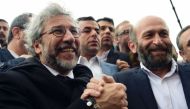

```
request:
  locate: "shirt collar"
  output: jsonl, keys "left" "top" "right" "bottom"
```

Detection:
{"left": 8, "top": 49, "right": 19, "bottom": 58}
{"left": 140, "top": 59, "right": 178, "bottom": 78}
{"left": 78, "top": 55, "right": 100, "bottom": 64}
{"left": 43, "top": 64, "right": 74, "bottom": 79}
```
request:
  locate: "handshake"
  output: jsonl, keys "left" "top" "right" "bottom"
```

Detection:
{"left": 81, "top": 76, "right": 128, "bottom": 109}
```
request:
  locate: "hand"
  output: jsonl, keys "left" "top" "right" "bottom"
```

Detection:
{"left": 81, "top": 76, "right": 128, "bottom": 109}
{"left": 116, "top": 59, "right": 130, "bottom": 71}
{"left": 96, "top": 76, "right": 128, "bottom": 109}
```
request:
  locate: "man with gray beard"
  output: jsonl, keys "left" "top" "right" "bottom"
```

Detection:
{"left": 0, "top": 3, "right": 127, "bottom": 109}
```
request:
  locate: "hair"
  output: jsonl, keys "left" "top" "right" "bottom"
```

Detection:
{"left": 176, "top": 25, "right": 190, "bottom": 50}
{"left": 128, "top": 25, "right": 137, "bottom": 44}
{"left": 77, "top": 16, "right": 95, "bottom": 21}
{"left": 25, "top": 3, "right": 73, "bottom": 57}
{"left": 96, "top": 17, "right": 114, "bottom": 26}
{"left": 0, "top": 19, "right": 8, "bottom": 23}
{"left": 7, "top": 13, "right": 33, "bottom": 44}
{"left": 115, "top": 20, "right": 131, "bottom": 36}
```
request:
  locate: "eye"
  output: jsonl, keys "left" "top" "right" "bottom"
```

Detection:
{"left": 108, "top": 27, "right": 114, "bottom": 32}
{"left": 52, "top": 28, "right": 65, "bottom": 36}
{"left": 95, "top": 28, "right": 100, "bottom": 34}
{"left": 82, "top": 28, "right": 91, "bottom": 33}
{"left": 100, "top": 26, "right": 106, "bottom": 31}
{"left": 70, "top": 27, "right": 79, "bottom": 35}
{"left": 159, "top": 30, "right": 169, "bottom": 38}
{"left": 143, "top": 32, "right": 154, "bottom": 39}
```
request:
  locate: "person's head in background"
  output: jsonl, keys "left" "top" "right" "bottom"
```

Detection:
{"left": 97, "top": 17, "right": 115, "bottom": 52}
{"left": 77, "top": 16, "right": 100, "bottom": 60}
{"left": 0, "top": 19, "right": 9, "bottom": 48}
{"left": 25, "top": 3, "right": 80, "bottom": 75}
{"left": 7, "top": 13, "right": 33, "bottom": 56}
{"left": 115, "top": 20, "right": 132, "bottom": 54}
{"left": 176, "top": 25, "right": 190, "bottom": 63}
{"left": 128, "top": 15, "right": 173, "bottom": 70}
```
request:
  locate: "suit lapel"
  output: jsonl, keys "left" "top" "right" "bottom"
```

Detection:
{"left": 135, "top": 70, "right": 158, "bottom": 109}
{"left": 178, "top": 64, "right": 190, "bottom": 108}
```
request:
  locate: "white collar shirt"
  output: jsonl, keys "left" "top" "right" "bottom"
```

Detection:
{"left": 140, "top": 59, "right": 188, "bottom": 109}
{"left": 78, "top": 56, "right": 105, "bottom": 79}
{"left": 44, "top": 64, "right": 74, "bottom": 79}
{"left": 8, "top": 49, "right": 19, "bottom": 58}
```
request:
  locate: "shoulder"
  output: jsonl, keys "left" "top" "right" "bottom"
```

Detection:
{"left": 113, "top": 67, "right": 142, "bottom": 83}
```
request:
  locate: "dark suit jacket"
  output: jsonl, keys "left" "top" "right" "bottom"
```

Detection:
{"left": 0, "top": 57, "right": 93, "bottom": 109}
{"left": 113, "top": 63, "right": 190, "bottom": 109}
{"left": 0, "top": 48, "right": 14, "bottom": 62}
{"left": 106, "top": 47, "right": 132, "bottom": 66}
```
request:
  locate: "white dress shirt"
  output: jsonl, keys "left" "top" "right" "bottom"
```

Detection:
{"left": 8, "top": 49, "right": 19, "bottom": 58}
{"left": 78, "top": 56, "right": 105, "bottom": 79}
{"left": 44, "top": 64, "right": 74, "bottom": 79}
{"left": 141, "top": 59, "right": 188, "bottom": 109}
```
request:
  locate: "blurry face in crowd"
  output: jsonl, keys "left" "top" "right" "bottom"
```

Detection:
{"left": 179, "top": 28, "right": 190, "bottom": 62}
{"left": 135, "top": 16, "right": 173, "bottom": 69}
{"left": 116, "top": 23, "right": 131, "bottom": 52}
{"left": 98, "top": 21, "right": 115, "bottom": 48}
{"left": 79, "top": 20, "right": 100, "bottom": 55}
{"left": 34, "top": 15, "right": 80, "bottom": 74}
{"left": 0, "top": 21, "right": 9, "bottom": 46}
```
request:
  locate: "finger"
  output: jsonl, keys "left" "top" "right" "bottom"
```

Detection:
{"left": 81, "top": 89, "right": 101, "bottom": 99}
{"left": 102, "top": 75, "right": 115, "bottom": 83}
{"left": 86, "top": 82, "right": 104, "bottom": 92}
{"left": 90, "top": 78, "right": 105, "bottom": 86}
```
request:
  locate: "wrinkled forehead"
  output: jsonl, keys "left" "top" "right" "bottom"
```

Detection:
{"left": 43, "top": 15, "right": 76, "bottom": 29}
{"left": 135, "top": 16, "right": 169, "bottom": 36}
{"left": 98, "top": 21, "right": 114, "bottom": 27}
{"left": 79, "top": 20, "right": 99, "bottom": 29}
{"left": 0, "top": 21, "right": 9, "bottom": 27}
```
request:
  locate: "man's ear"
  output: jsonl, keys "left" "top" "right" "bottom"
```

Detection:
{"left": 12, "top": 27, "right": 21, "bottom": 39}
{"left": 128, "top": 40, "right": 137, "bottom": 53}
{"left": 33, "top": 40, "right": 42, "bottom": 54}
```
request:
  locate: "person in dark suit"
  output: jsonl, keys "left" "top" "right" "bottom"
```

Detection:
{"left": 0, "top": 3, "right": 127, "bottom": 109}
{"left": 85, "top": 15, "right": 190, "bottom": 109}
{"left": 112, "top": 16, "right": 190, "bottom": 109}
{"left": 96, "top": 17, "right": 131, "bottom": 70}
{"left": 0, "top": 19, "right": 9, "bottom": 48}
{"left": 0, "top": 13, "right": 33, "bottom": 71}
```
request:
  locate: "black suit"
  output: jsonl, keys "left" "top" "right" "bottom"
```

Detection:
{"left": 106, "top": 47, "right": 132, "bottom": 66}
{"left": 0, "top": 57, "right": 92, "bottom": 109}
{"left": 0, "top": 48, "right": 14, "bottom": 62}
{"left": 113, "top": 63, "right": 190, "bottom": 109}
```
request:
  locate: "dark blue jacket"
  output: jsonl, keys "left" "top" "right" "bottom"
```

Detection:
{"left": 113, "top": 63, "right": 190, "bottom": 109}
{"left": 0, "top": 57, "right": 93, "bottom": 109}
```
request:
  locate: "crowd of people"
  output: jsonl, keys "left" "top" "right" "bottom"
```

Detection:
{"left": 0, "top": 2, "right": 190, "bottom": 109}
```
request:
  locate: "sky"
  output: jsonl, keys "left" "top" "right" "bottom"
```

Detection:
{"left": 0, "top": 0, "right": 189, "bottom": 51}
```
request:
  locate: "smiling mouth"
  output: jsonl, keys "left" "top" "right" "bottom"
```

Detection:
{"left": 62, "top": 48, "right": 75, "bottom": 52}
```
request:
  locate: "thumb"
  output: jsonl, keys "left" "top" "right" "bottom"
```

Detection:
{"left": 102, "top": 75, "right": 115, "bottom": 83}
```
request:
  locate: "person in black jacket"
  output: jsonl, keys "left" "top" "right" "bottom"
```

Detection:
{"left": 0, "top": 3, "right": 127, "bottom": 109}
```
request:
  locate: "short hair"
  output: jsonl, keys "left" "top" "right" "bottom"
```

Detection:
{"left": 96, "top": 17, "right": 114, "bottom": 26}
{"left": 25, "top": 3, "right": 73, "bottom": 57}
{"left": 176, "top": 25, "right": 190, "bottom": 50}
{"left": 77, "top": 16, "right": 95, "bottom": 22}
{"left": 0, "top": 19, "right": 8, "bottom": 23}
{"left": 115, "top": 20, "right": 131, "bottom": 36}
{"left": 7, "top": 13, "right": 33, "bottom": 44}
{"left": 128, "top": 25, "right": 137, "bottom": 44}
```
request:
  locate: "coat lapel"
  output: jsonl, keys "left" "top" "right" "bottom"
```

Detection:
{"left": 135, "top": 70, "right": 158, "bottom": 109}
{"left": 178, "top": 64, "right": 190, "bottom": 108}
